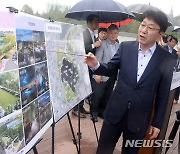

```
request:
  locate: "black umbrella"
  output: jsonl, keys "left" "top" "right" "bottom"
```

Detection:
{"left": 127, "top": 4, "right": 172, "bottom": 26}
{"left": 172, "top": 26, "right": 180, "bottom": 33}
{"left": 127, "top": 4, "right": 160, "bottom": 14}
{"left": 65, "top": 0, "right": 134, "bottom": 22}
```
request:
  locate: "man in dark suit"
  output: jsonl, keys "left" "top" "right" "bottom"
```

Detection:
{"left": 84, "top": 10, "right": 175, "bottom": 154}
{"left": 83, "top": 14, "right": 101, "bottom": 55}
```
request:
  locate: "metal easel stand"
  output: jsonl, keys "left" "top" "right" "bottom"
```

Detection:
{"left": 67, "top": 112, "right": 79, "bottom": 153}
{"left": 165, "top": 110, "right": 180, "bottom": 154}
{"left": 51, "top": 113, "right": 79, "bottom": 154}
{"left": 88, "top": 96, "right": 99, "bottom": 143}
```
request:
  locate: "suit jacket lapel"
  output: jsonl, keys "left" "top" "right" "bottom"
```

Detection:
{"left": 138, "top": 45, "right": 163, "bottom": 84}
{"left": 129, "top": 42, "right": 139, "bottom": 84}
{"left": 115, "top": 42, "right": 120, "bottom": 51}
{"left": 86, "top": 28, "right": 93, "bottom": 44}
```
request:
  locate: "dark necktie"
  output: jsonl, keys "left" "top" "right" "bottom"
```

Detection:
{"left": 94, "top": 35, "right": 96, "bottom": 43}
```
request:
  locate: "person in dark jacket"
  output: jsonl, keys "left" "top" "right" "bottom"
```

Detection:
{"left": 84, "top": 10, "right": 175, "bottom": 154}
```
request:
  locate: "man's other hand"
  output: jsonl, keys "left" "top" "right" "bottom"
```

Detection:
{"left": 94, "top": 40, "right": 101, "bottom": 48}
{"left": 95, "top": 75, "right": 102, "bottom": 83}
{"left": 149, "top": 126, "right": 160, "bottom": 140}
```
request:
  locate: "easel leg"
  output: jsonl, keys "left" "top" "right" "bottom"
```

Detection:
{"left": 28, "top": 138, "right": 42, "bottom": 154}
{"left": 33, "top": 146, "right": 38, "bottom": 154}
{"left": 165, "top": 110, "right": 180, "bottom": 153}
{"left": 77, "top": 102, "right": 81, "bottom": 154}
{"left": 89, "top": 97, "right": 99, "bottom": 142}
{"left": 178, "top": 130, "right": 180, "bottom": 153}
{"left": 67, "top": 112, "right": 79, "bottom": 153}
{"left": 52, "top": 123, "right": 55, "bottom": 154}
{"left": 92, "top": 120, "right": 99, "bottom": 143}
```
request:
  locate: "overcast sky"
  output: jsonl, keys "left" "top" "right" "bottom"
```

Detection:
{"left": 0, "top": 0, "right": 179, "bottom": 16}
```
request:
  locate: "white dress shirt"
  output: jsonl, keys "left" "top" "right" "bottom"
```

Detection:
{"left": 91, "top": 42, "right": 157, "bottom": 82}
{"left": 137, "top": 43, "right": 156, "bottom": 82}
{"left": 168, "top": 45, "right": 173, "bottom": 54}
{"left": 107, "top": 39, "right": 119, "bottom": 58}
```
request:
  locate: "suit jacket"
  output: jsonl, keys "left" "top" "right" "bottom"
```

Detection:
{"left": 83, "top": 28, "right": 96, "bottom": 55}
{"left": 164, "top": 45, "right": 178, "bottom": 58}
{"left": 94, "top": 41, "right": 175, "bottom": 133}
{"left": 95, "top": 39, "right": 119, "bottom": 82}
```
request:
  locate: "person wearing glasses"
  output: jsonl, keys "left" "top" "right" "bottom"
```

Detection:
{"left": 84, "top": 10, "right": 176, "bottom": 154}
{"left": 91, "top": 24, "right": 119, "bottom": 122}
{"left": 164, "top": 35, "right": 178, "bottom": 58}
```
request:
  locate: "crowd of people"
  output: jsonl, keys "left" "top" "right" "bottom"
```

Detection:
{"left": 72, "top": 10, "right": 179, "bottom": 154}
{"left": 160, "top": 34, "right": 180, "bottom": 104}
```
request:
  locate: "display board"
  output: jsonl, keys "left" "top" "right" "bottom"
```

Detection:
{"left": 0, "top": 10, "right": 53, "bottom": 154}
{"left": 0, "top": 9, "right": 92, "bottom": 153}
{"left": 45, "top": 22, "right": 92, "bottom": 122}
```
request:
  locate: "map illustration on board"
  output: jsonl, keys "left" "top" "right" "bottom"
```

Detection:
{"left": 46, "top": 22, "right": 92, "bottom": 122}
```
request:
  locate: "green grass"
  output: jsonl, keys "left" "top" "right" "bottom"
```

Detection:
{"left": 1, "top": 136, "right": 11, "bottom": 146}
{"left": 0, "top": 88, "right": 19, "bottom": 110}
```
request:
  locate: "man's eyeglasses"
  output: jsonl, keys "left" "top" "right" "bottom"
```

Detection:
{"left": 140, "top": 23, "right": 160, "bottom": 32}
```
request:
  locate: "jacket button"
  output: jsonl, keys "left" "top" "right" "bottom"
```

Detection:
{"left": 134, "top": 86, "right": 138, "bottom": 90}
{"left": 128, "top": 102, "right": 131, "bottom": 108}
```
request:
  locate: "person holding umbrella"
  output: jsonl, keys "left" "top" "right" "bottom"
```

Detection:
{"left": 84, "top": 10, "right": 175, "bottom": 154}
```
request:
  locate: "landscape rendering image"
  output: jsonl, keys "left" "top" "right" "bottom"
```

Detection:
{"left": 0, "top": 114, "right": 25, "bottom": 154}
{"left": 0, "top": 29, "right": 17, "bottom": 72}
{"left": 0, "top": 70, "right": 20, "bottom": 118}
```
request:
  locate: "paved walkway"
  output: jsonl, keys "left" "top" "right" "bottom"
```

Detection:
{"left": 28, "top": 103, "right": 122, "bottom": 154}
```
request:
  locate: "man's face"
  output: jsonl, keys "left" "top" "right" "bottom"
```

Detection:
{"left": 89, "top": 17, "right": 99, "bottom": 30}
{"left": 99, "top": 31, "right": 107, "bottom": 40}
{"left": 138, "top": 18, "right": 162, "bottom": 48}
{"left": 169, "top": 39, "right": 177, "bottom": 48}
{"left": 167, "top": 36, "right": 172, "bottom": 42}
{"left": 107, "top": 29, "right": 119, "bottom": 43}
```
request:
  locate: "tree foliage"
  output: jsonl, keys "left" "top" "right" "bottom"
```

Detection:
{"left": 21, "top": 4, "right": 34, "bottom": 15}
{"left": 21, "top": 4, "right": 180, "bottom": 34}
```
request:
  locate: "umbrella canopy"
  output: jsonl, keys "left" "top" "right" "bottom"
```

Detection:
{"left": 127, "top": 4, "right": 172, "bottom": 26}
{"left": 172, "top": 26, "right": 180, "bottom": 33}
{"left": 65, "top": 0, "right": 134, "bottom": 22}
{"left": 99, "top": 18, "right": 133, "bottom": 27}
{"left": 127, "top": 4, "right": 160, "bottom": 14}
